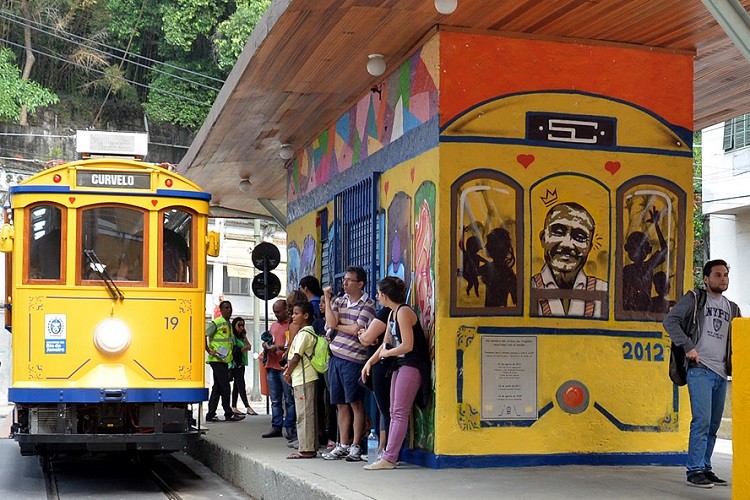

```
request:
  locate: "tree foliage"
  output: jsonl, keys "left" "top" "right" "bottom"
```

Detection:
{"left": 1, "top": 0, "right": 271, "bottom": 129}
{"left": 214, "top": 0, "right": 271, "bottom": 70}
{"left": 693, "top": 131, "right": 705, "bottom": 289}
{"left": 0, "top": 48, "right": 58, "bottom": 122}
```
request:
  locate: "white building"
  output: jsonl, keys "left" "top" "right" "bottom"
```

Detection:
{"left": 700, "top": 119, "right": 750, "bottom": 311}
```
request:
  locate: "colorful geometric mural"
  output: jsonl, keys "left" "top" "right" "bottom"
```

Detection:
{"left": 287, "top": 38, "right": 439, "bottom": 201}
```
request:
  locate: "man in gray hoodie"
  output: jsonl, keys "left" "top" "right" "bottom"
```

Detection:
{"left": 663, "top": 259, "right": 740, "bottom": 488}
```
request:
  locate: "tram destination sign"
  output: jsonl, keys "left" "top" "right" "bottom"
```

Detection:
{"left": 77, "top": 171, "right": 151, "bottom": 190}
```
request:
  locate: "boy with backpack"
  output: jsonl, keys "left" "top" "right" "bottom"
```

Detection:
{"left": 283, "top": 300, "right": 328, "bottom": 458}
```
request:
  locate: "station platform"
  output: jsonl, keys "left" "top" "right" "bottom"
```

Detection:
{"left": 187, "top": 403, "right": 733, "bottom": 500}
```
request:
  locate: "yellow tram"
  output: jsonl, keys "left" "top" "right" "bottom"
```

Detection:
{"left": 1, "top": 157, "right": 219, "bottom": 458}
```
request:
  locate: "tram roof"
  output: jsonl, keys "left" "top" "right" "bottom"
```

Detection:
{"left": 180, "top": 0, "right": 750, "bottom": 224}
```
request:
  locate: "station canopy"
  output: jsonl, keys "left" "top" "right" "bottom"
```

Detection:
{"left": 180, "top": 0, "right": 750, "bottom": 223}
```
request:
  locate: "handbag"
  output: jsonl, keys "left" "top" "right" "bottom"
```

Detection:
{"left": 358, "top": 357, "right": 394, "bottom": 391}
{"left": 669, "top": 342, "right": 688, "bottom": 386}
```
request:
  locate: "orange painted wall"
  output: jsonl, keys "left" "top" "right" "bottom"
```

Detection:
{"left": 439, "top": 32, "right": 693, "bottom": 130}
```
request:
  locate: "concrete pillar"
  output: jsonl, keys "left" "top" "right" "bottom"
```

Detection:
{"left": 709, "top": 213, "right": 737, "bottom": 272}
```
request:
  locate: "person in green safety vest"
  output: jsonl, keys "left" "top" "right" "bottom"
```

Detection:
{"left": 206, "top": 300, "right": 245, "bottom": 422}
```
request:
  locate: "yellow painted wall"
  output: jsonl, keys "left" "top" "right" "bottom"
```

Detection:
{"left": 432, "top": 33, "right": 694, "bottom": 460}
{"left": 733, "top": 318, "right": 750, "bottom": 497}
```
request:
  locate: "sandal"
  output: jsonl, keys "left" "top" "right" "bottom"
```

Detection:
{"left": 287, "top": 452, "right": 316, "bottom": 459}
{"left": 246, "top": 408, "right": 258, "bottom": 415}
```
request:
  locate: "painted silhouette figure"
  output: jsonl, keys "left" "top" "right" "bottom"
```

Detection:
{"left": 623, "top": 206, "right": 668, "bottom": 311}
{"left": 479, "top": 228, "right": 517, "bottom": 307}
{"left": 649, "top": 271, "right": 676, "bottom": 314}
{"left": 459, "top": 227, "right": 488, "bottom": 297}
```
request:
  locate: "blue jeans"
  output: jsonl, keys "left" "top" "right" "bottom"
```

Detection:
{"left": 685, "top": 366, "right": 727, "bottom": 476}
{"left": 267, "top": 367, "right": 296, "bottom": 436}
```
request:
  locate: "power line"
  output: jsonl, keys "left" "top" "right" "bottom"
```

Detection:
{"left": 0, "top": 8, "right": 225, "bottom": 87}
{"left": 0, "top": 36, "right": 213, "bottom": 108}
{"left": 0, "top": 11, "right": 222, "bottom": 92}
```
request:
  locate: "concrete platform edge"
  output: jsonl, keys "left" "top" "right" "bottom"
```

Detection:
{"left": 187, "top": 436, "right": 371, "bottom": 500}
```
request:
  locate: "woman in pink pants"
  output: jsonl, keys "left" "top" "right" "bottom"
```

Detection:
{"left": 361, "top": 276, "right": 429, "bottom": 470}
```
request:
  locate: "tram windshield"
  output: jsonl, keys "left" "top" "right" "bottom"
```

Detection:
{"left": 162, "top": 209, "right": 192, "bottom": 284}
{"left": 81, "top": 207, "right": 145, "bottom": 282}
{"left": 28, "top": 204, "right": 63, "bottom": 281}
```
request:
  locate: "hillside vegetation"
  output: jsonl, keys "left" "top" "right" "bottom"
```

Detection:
{"left": 0, "top": 0, "right": 270, "bottom": 131}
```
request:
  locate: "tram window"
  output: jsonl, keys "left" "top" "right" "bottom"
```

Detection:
{"left": 81, "top": 207, "right": 144, "bottom": 282}
{"left": 28, "top": 205, "right": 63, "bottom": 280}
{"left": 162, "top": 209, "right": 192, "bottom": 283}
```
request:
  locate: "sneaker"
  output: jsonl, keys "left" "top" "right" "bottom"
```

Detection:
{"left": 287, "top": 439, "right": 299, "bottom": 449}
{"left": 345, "top": 444, "right": 364, "bottom": 462}
{"left": 326, "top": 440, "right": 336, "bottom": 451}
{"left": 226, "top": 413, "right": 245, "bottom": 421}
{"left": 205, "top": 415, "right": 220, "bottom": 422}
{"left": 363, "top": 458, "right": 397, "bottom": 470}
{"left": 322, "top": 443, "right": 350, "bottom": 460}
{"left": 262, "top": 428, "right": 283, "bottom": 438}
{"left": 687, "top": 472, "right": 714, "bottom": 488}
{"left": 703, "top": 470, "right": 727, "bottom": 486}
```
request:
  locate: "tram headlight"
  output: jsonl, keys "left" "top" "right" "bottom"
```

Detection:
{"left": 93, "top": 318, "right": 132, "bottom": 355}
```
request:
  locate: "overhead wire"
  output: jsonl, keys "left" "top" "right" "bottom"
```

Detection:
{"left": 0, "top": 36, "right": 213, "bottom": 107}
{"left": 0, "top": 8, "right": 224, "bottom": 88}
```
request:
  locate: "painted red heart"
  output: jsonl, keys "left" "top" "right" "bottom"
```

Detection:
{"left": 151, "top": 200, "right": 158, "bottom": 206}
{"left": 516, "top": 154, "right": 535, "bottom": 168}
{"left": 605, "top": 161, "right": 621, "bottom": 175}
{"left": 410, "top": 167, "right": 415, "bottom": 182}
{"left": 68, "top": 197, "right": 75, "bottom": 204}
{"left": 384, "top": 180, "right": 390, "bottom": 197}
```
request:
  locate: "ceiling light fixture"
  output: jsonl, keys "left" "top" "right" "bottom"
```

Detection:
{"left": 367, "top": 54, "right": 386, "bottom": 77}
{"left": 238, "top": 178, "right": 252, "bottom": 192}
{"left": 279, "top": 143, "right": 294, "bottom": 160}
{"left": 435, "top": 0, "right": 458, "bottom": 15}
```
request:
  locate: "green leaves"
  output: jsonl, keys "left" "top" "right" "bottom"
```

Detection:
{"left": 0, "top": 49, "right": 58, "bottom": 123}
{"left": 214, "top": 0, "right": 271, "bottom": 70}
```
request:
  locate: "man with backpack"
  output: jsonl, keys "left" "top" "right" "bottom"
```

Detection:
{"left": 663, "top": 259, "right": 741, "bottom": 488}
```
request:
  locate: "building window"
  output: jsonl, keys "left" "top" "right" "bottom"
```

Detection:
{"left": 206, "top": 264, "right": 214, "bottom": 294}
{"left": 223, "top": 266, "right": 250, "bottom": 295}
{"left": 724, "top": 114, "right": 750, "bottom": 151}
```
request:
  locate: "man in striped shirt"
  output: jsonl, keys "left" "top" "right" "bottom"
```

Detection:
{"left": 321, "top": 266, "right": 376, "bottom": 461}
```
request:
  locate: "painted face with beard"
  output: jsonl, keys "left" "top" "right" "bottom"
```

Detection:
{"left": 539, "top": 203, "right": 595, "bottom": 286}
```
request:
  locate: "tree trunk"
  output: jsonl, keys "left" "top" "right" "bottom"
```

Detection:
{"left": 20, "top": 0, "right": 36, "bottom": 126}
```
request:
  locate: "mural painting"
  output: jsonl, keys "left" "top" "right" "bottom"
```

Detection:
{"left": 300, "top": 234, "right": 317, "bottom": 281}
{"left": 287, "top": 38, "right": 439, "bottom": 202}
{"left": 438, "top": 30, "right": 692, "bottom": 461}
{"left": 412, "top": 180, "right": 436, "bottom": 451}
{"left": 530, "top": 176, "right": 610, "bottom": 319}
{"left": 616, "top": 178, "right": 686, "bottom": 320}
{"left": 284, "top": 30, "right": 697, "bottom": 465}
{"left": 287, "top": 241, "right": 300, "bottom": 292}
{"left": 387, "top": 192, "right": 411, "bottom": 289}
{"left": 451, "top": 171, "right": 523, "bottom": 316}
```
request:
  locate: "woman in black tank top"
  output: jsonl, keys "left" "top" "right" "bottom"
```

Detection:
{"left": 361, "top": 276, "right": 429, "bottom": 470}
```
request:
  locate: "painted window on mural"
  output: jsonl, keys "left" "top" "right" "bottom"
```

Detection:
{"left": 615, "top": 178, "right": 685, "bottom": 321}
{"left": 530, "top": 175, "right": 610, "bottom": 319}
{"left": 451, "top": 171, "right": 522, "bottom": 316}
